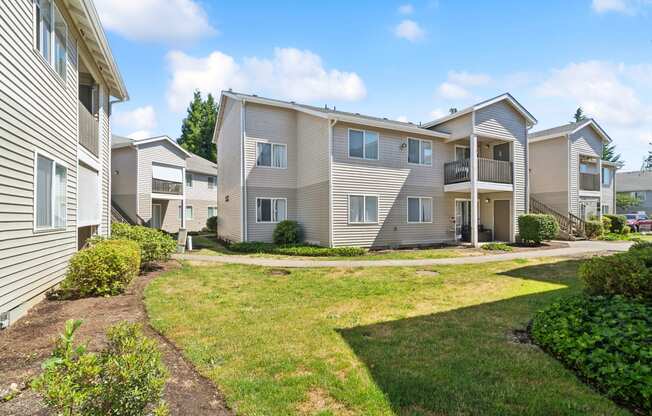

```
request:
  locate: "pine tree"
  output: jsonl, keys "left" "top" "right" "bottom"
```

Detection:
{"left": 602, "top": 142, "right": 624, "bottom": 168}
{"left": 177, "top": 91, "right": 219, "bottom": 162}
{"left": 572, "top": 107, "right": 587, "bottom": 123}
{"left": 643, "top": 142, "right": 652, "bottom": 171}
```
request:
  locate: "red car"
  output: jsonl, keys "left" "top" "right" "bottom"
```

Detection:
{"left": 625, "top": 213, "right": 652, "bottom": 232}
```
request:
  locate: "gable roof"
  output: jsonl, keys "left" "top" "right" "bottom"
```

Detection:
{"left": 529, "top": 119, "right": 612, "bottom": 143}
{"left": 422, "top": 93, "right": 537, "bottom": 128}
{"left": 186, "top": 153, "right": 217, "bottom": 175}
{"left": 616, "top": 170, "right": 652, "bottom": 192}
{"left": 111, "top": 135, "right": 192, "bottom": 157}
{"left": 213, "top": 91, "right": 451, "bottom": 144}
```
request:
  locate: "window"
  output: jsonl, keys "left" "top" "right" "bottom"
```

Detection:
{"left": 408, "top": 138, "right": 432, "bottom": 165}
{"left": 186, "top": 172, "right": 193, "bottom": 187}
{"left": 455, "top": 146, "right": 470, "bottom": 160}
{"left": 256, "top": 142, "right": 287, "bottom": 168}
{"left": 35, "top": 154, "right": 67, "bottom": 230}
{"left": 348, "top": 195, "right": 378, "bottom": 224}
{"left": 208, "top": 176, "right": 216, "bottom": 189}
{"left": 602, "top": 204, "right": 610, "bottom": 214}
{"left": 208, "top": 207, "right": 217, "bottom": 218}
{"left": 407, "top": 197, "right": 433, "bottom": 223}
{"left": 34, "top": 0, "right": 67, "bottom": 80}
{"left": 178, "top": 205, "right": 193, "bottom": 220}
{"left": 602, "top": 167, "right": 611, "bottom": 186}
{"left": 256, "top": 198, "right": 287, "bottom": 223}
{"left": 632, "top": 191, "right": 646, "bottom": 201}
{"left": 348, "top": 129, "right": 379, "bottom": 160}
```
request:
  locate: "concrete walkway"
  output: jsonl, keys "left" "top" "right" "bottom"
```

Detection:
{"left": 175, "top": 240, "right": 632, "bottom": 268}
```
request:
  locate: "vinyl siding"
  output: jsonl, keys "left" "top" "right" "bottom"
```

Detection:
{"left": 247, "top": 187, "right": 297, "bottom": 242}
{"left": 530, "top": 136, "right": 569, "bottom": 214}
{"left": 431, "top": 113, "right": 473, "bottom": 140}
{"left": 216, "top": 97, "right": 242, "bottom": 242}
{"left": 0, "top": 0, "right": 112, "bottom": 323}
{"left": 111, "top": 146, "right": 138, "bottom": 223}
{"left": 184, "top": 171, "right": 217, "bottom": 232}
{"left": 569, "top": 126, "right": 603, "bottom": 216}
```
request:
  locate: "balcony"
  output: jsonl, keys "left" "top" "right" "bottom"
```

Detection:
{"left": 152, "top": 178, "right": 183, "bottom": 195}
{"left": 78, "top": 101, "right": 99, "bottom": 157}
{"left": 444, "top": 158, "right": 513, "bottom": 185}
{"left": 580, "top": 172, "right": 600, "bottom": 191}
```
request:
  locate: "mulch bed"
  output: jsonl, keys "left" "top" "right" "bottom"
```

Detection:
{"left": 0, "top": 262, "right": 233, "bottom": 416}
{"left": 505, "top": 241, "right": 569, "bottom": 252}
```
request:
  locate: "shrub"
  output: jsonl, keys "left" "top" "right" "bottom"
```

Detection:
{"left": 531, "top": 295, "right": 652, "bottom": 414}
{"left": 112, "top": 223, "right": 177, "bottom": 266}
{"left": 481, "top": 242, "right": 513, "bottom": 252}
{"left": 623, "top": 225, "right": 631, "bottom": 234}
{"left": 518, "top": 214, "right": 559, "bottom": 244}
{"left": 206, "top": 216, "right": 217, "bottom": 233}
{"left": 58, "top": 240, "right": 140, "bottom": 298}
{"left": 604, "top": 214, "right": 626, "bottom": 233}
{"left": 32, "top": 320, "right": 168, "bottom": 416}
{"left": 578, "top": 252, "right": 652, "bottom": 299}
{"left": 227, "top": 242, "right": 366, "bottom": 257}
{"left": 273, "top": 220, "right": 303, "bottom": 245}
{"left": 600, "top": 215, "right": 612, "bottom": 233}
{"left": 584, "top": 220, "right": 603, "bottom": 239}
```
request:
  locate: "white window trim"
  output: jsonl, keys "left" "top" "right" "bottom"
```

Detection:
{"left": 185, "top": 172, "right": 193, "bottom": 188}
{"left": 347, "top": 194, "right": 379, "bottom": 225}
{"left": 255, "top": 197, "right": 288, "bottom": 223}
{"left": 255, "top": 140, "right": 288, "bottom": 169}
{"left": 407, "top": 138, "right": 433, "bottom": 166}
{"left": 406, "top": 196, "right": 433, "bottom": 224}
{"left": 186, "top": 205, "right": 193, "bottom": 220}
{"left": 33, "top": 150, "right": 67, "bottom": 233}
{"left": 454, "top": 145, "right": 470, "bottom": 161}
{"left": 348, "top": 128, "right": 380, "bottom": 161}
{"left": 207, "top": 206, "right": 217, "bottom": 217}
{"left": 32, "top": 0, "right": 67, "bottom": 83}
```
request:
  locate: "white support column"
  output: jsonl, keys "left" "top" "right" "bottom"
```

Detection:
{"left": 181, "top": 167, "right": 187, "bottom": 229}
{"left": 470, "top": 134, "right": 479, "bottom": 247}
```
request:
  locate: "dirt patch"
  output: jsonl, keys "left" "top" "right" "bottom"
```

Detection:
{"left": 0, "top": 262, "right": 232, "bottom": 416}
{"left": 297, "top": 388, "right": 352, "bottom": 416}
{"left": 416, "top": 269, "right": 440, "bottom": 277}
{"left": 268, "top": 268, "right": 291, "bottom": 276}
{"left": 506, "top": 241, "right": 569, "bottom": 252}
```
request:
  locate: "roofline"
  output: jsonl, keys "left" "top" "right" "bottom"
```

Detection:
{"left": 601, "top": 160, "right": 618, "bottom": 167}
{"left": 423, "top": 93, "right": 538, "bottom": 128}
{"left": 571, "top": 119, "right": 612, "bottom": 143}
{"left": 529, "top": 119, "right": 612, "bottom": 144}
{"left": 111, "top": 135, "right": 192, "bottom": 157}
{"left": 213, "top": 91, "right": 451, "bottom": 143}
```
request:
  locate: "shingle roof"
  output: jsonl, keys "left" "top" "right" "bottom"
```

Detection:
{"left": 186, "top": 153, "right": 217, "bottom": 175}
{"left": 529, "top": 120, "right": 587, "bottom": 139}
{"left": 616, "top": 171, "right": 652, "bottom": 192}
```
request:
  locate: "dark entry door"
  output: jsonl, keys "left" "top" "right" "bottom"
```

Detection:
{"left": 494, "top": 200, "right": 510, "bottom": 241}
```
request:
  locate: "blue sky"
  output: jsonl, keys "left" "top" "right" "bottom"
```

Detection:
{"left": 98, "top": 0, "right": 652, "bottom": 170}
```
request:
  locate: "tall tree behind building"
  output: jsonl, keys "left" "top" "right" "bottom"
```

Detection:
{"left": 178, "top": 91, "right": 218, "bottom": 162}
{"left": 572, "top": 107, "right": 587, "bottom": 123}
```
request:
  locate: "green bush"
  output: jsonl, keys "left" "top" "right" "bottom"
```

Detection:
{"left": 58, "top": 240, "right": 141, "bottom": 298}
{"left": 32, "top": 320, "right": 168, "bottom": 416}
{"left": 623, "top": 225, "right": 631, "bottom": 234}
{"left": 531, "top": 295, "right": 652, "bottom": 414}
{"left": 481, "top": 242, "right": 513, "bottom": 252}
{"left": 518, "top": 214, "right": 559, "bottom": 244}
{"left": 112, "top": 223, "right": 177, "bottom": 266}
{"left": 228, "top": 242, "right": 366, "bottom": 257}
{"left": 206, "top": 216, "right": 217, "bottom": 233}
{"left": 584, "top": 220, "right": 603, "bottom": 239}
{"left": 273, "top": 220, "right": 303, "bottom": 245}
{"left": 600, "top": 215, "right": 612, "bottom": 233}
{"left": 578, "top": 252, "right": 652, "bottom": 299}
{"left": 604, "top": 214, "right": 626, "bottom": 233}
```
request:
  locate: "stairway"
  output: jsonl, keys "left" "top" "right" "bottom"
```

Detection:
{"left": 529, "top": 197, "right": 586, "bottom": 240}
{"left": 111, "top": 200, "right": 136, "bottom": 225}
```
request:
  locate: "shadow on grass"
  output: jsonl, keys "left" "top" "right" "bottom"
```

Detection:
{"left": 337, "top": 260, "right": 627, "bottom": 416}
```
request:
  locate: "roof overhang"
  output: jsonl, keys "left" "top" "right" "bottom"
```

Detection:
{"left": 112, "top": 135, "right": 191, "bottom": 157}
{"left": 572, "top": 119, "right": 612, "bottom": 143}
{"left": 64, "top": 0, "right": 128, "bottom": 100}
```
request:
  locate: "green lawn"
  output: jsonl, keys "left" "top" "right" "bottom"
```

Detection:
{"left": 145, "top": 259, "right": 630, "bottom": 416}
{"left": 189, "top": 235, "right": 482, "bottom": 261}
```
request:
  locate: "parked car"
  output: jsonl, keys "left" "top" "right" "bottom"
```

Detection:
{"left": 625, "top": 212, "right": 652, "bottom": 232}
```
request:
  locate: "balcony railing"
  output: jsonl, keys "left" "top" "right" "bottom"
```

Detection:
{"left": 152, "top": 178, "right": 183, "bottom": 195}
{"left": 580, "top": 172, "right": 600, "bottom": 191}
{"left": 444, "top": 158, "right": 513, "bottom": 185}
{"left": 78, "top": 101, "right": 99, "bottom": 157}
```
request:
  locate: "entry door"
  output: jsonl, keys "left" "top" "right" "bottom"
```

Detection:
{"left": 494, "top": 200, "right": 510, "bottom": 242}
{"left": 152, "top": 204, "right": 162, "bottom": 229}
{"left": 493, "top": 143, "right": 510, "bottom": 162}
{"left": 455, "top": 200, "right": 471, "bottom": 242}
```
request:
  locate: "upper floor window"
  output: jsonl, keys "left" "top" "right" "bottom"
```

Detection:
{"left": 35, "top": 153, "right": 67, "bottom": 230}
{"left": 349, "top": 195, "right": 378, "bottom": 224}
{"left": 186, "top": 172, "right": 193, "bottom": 187}
{"left": 455, "top": 146, "right": 470, "bottom": 160}
{"left": 208, "top": 176, "right": 216, "bottom": 189}
{"left": 34, "top": 0, "right": 67, "bottom": 80}
{"left": 349, "top": 129, "right": 379, "bottom": 160}
{"left": 601, "top": 167, "right": 611, "bottom": 186}
{"left": 407, "top": 197, "right": 432, "bottom": 223}
{"left": 256, "top": 142, "right": 287, "bottom": 168}
{"left": 632, "top": 191, "right": 646, "bottom": 201}
{"left": 408, "top": 138, "right": 432, "bottom": 165}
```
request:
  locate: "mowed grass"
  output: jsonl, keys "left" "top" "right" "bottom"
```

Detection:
{"left": 145, "top": 259, "right": 630, "bottom": 416}
{"left": 189, "top": 234, "right": 482, "bottom": 261}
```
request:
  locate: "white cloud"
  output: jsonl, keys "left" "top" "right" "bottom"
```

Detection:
{"left": 429, "top": 108, "right": 447, "bottom": 119}
{"left": 447, "top": 71, "right": 492, "bottom": 87}
{"left": 166, "top": 48, "right": 367, "bottom": 112}
{"left": 95, "top": 0, "right": 216, "bottom": 43}
{"left": 434, "top": 70, "right": 491, "bottom": 100}
{"left": 437, "top": 82, "right": 471, "bottom": 99}
{"left": 396, "top": 115, "right": 409, "bottom": 122}
{"left": 113, "top": 105, "right": 157, "bottom": 138}
{"left": 393, "top": 20, "right": 426, "bottom": 42}
{"left": 398, "top": 4, "right": 414, "bottom": 14}
{"left": 591, "top": 0, "right": 652, "bottom": 14}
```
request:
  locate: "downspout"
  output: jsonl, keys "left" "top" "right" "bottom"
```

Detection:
{"left": 525, "top": 124, "right": 533, "bottom": 214}
{"left": 328, "top": 118, "right": 338, "bottom": 248}
{"left": 240, "top": 99, "right": 247, "bottom": 242}
{"left": 567, "top": 133, "right": 572, "bottom": 215}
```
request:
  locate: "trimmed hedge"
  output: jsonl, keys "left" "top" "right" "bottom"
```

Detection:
{"left": 518, "top": 214, "right": 559, "bottom": 244}
{"left": 531, "top": 295, "right": 652, "bottom": 414}
{"left": 206, "top": 216, "right": 217, "bottom": 232}
{"left": 273, "top": 220, "right": 303, "bottom": 245}
{"left": 111, "top": 223, "right": 176, "bottom": 266}
{"left": 604, "top": 214, "right": 626, "bottom": 233}
{"left": 584, "top": 220, "right": 603, "bottom": 239}
{"left": 481, "top": 242, "right": 513, "bottom": 252}
{"left": 58, "top": 239, "right": 140, "bottom": 298}
{"left": 228, "top": 241, "right": 366, "bottom": 257}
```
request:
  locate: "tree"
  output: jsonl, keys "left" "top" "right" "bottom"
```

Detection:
{"left": 177, "top": 91, "right": 219, "bottom": 162}
{"left": 602, "top": 142, "right": 624, "bottom": 168}
{"left": 643, "top": 142, "right": 652, "bottom": 171}
{"left": 572, "top": 107, "right": 587, "bottom": 123}
{"left": 449, "top": 108, "right": 458, "bottom": 114}
{"left": 616, "top": 193, "right": 641, "bottom": 212}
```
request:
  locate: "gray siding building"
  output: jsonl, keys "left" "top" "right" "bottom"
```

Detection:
{"left": 616, "top": 171, "right": 652, "bottom": 215}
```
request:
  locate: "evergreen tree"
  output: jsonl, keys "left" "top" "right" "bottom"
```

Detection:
{"left": 643, "top": 142, "right": 652, "bottom": 171}
{"left": 602, "top": 142, "right": 624, "bottom": 168}
{"left": 177, "top": 91, "right": 219, "bottom": 162}
{"left": 572, "top": 107, "right": 587, "bottom": 123}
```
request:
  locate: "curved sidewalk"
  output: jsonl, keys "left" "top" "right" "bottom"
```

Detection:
{"left": 175, "top": 240, "right": 632, "bottom": 268}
